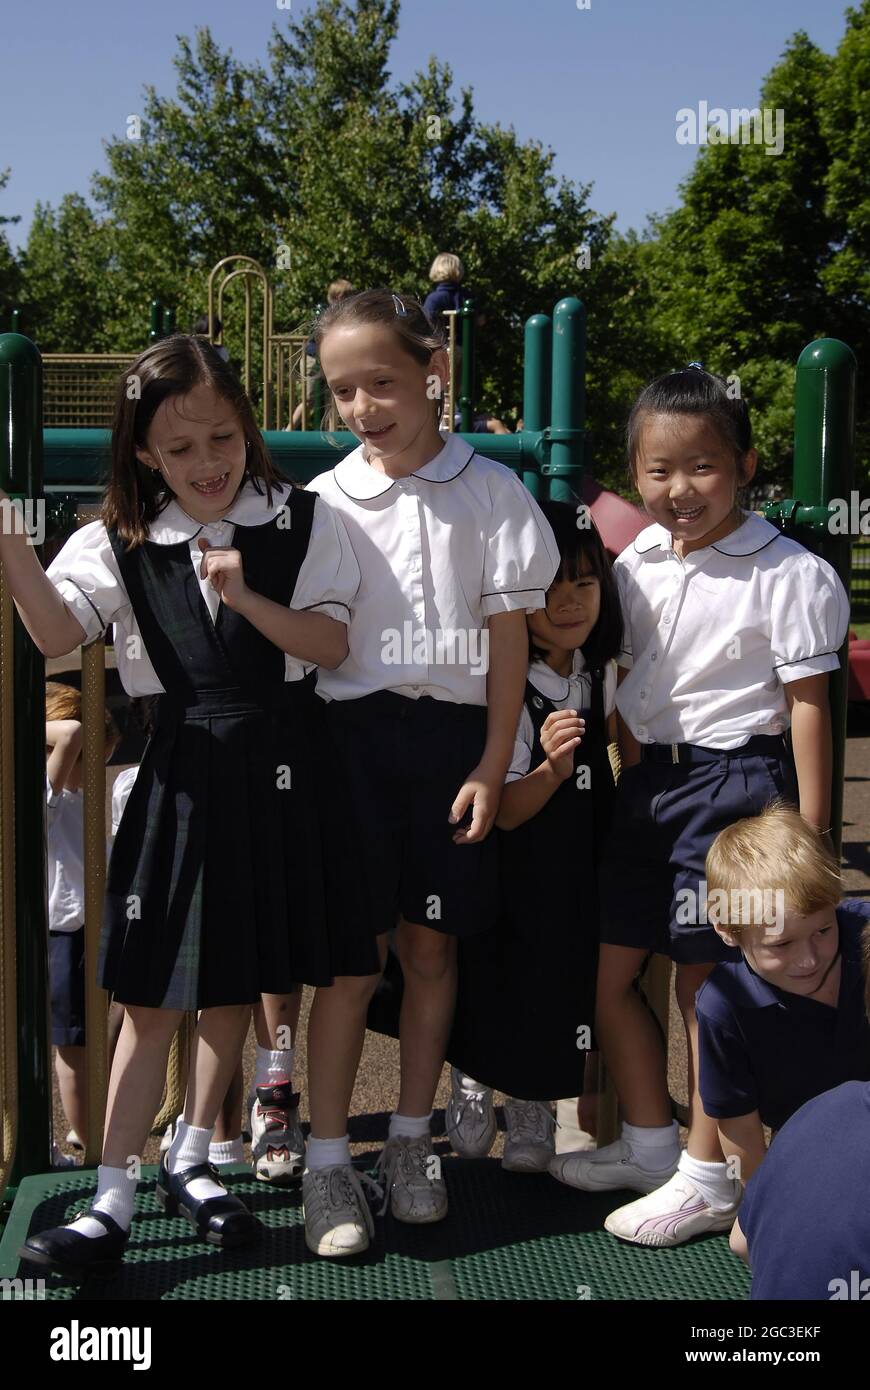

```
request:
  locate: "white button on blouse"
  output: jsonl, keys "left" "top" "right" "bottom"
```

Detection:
{"left": 614, "top": 512, "right": 850, "bottom": 749}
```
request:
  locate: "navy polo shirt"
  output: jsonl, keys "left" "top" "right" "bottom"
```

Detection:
{"left": 740, "top": 1080, "right": 870, "bottom": 1300}
{"left": 423, "top": 282, "right": 466, "bottom": 321}
{"left": 696, "top": 900, "right": 870, "bottom": 1130}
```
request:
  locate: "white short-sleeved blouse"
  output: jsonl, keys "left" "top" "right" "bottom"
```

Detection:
{"left": 614, "top": 511, "right": 851, "bottom": 750}
{"left": 310, "top": 432, "right": 561, "bottom": 705}
{"left": 46, "top": 480, "right": 361, "bottom": 697}
{"left": 505, "top": 652, "right": 618, "bottom": 782}
{"left": 46, "top": 775, "right": 85, "bottom": 933}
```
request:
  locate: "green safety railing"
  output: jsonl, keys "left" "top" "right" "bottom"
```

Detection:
{"left": 762, "top": 338, "right": 857, "bottom": 857}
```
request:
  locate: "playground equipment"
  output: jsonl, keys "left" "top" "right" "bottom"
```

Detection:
{"left": 761, "top": 339, "right": 858, "bottom": 857}
{"left": 0, "top": 311, "right": 858, "bottom": 1296}
{"left": 12, "top": 255, "right": 472, "bottom": 434}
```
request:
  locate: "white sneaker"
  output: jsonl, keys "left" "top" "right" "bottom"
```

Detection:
{"left": 549, "top": 1137, "right": 678, "bottom": 1194}
{"left": 66, "top": 1129, "right": 84, "bottom": 1151}
{"left": 445, "top": 1068, "right": 496, "bottom": 1158}
{"left": 604, "top": 1172, "right": 742, "bottom": 1247}
{"left": 375, "top": 1135, "right": 448, "bottom": 1224}
{"left": 302, "top": 1164, "right": 380, "bottom": 1258}
{"left": 502, "top": 1099, "right": 556, "bottom": 1172}
{"left": 250, "top": 1082, "right": 305, "bottom": 1183}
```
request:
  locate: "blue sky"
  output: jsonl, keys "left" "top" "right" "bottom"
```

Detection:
{"left": 1, "top": 0, "right": 851, "bottom": 253}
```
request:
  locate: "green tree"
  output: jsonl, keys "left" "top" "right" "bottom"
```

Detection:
{"left": 0, "top": 168, "right": 22, "bottom": 331}
{"left": 17, "top": 0, "right": 634, "bottom": 459}
{"left": 640, "top": 14, "right": 869, "bottom": 490}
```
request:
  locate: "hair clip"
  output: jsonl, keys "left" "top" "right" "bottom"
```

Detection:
{"left": 686, "top": 360, "right": 705, "bottom": 371}
{"left": 392, "top": 294, "right": 410, "bottom": 317}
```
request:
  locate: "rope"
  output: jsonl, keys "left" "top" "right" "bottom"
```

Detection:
{"left": 153, "top": 1013, "right": 196, "bottom": 1134}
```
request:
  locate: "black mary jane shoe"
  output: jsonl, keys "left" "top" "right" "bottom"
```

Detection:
{"left": 19, "top": 1211, "right": 128, "bottom": 1277}
{"left": 154, "top": 1159, "right": 261, "bottom": 1247}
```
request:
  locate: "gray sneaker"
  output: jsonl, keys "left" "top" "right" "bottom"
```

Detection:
{"left": 375, "top": 1134, "right": 448, "bottom": 1224}
{"left": 302, "top": 1164, "right": 381, "bottom": 1258}
{"left": 445, "top": 1068, "right": 497, "bottom": 1159}
{"left": 502, "top": 1099, "right": 556, "bottom": 1172}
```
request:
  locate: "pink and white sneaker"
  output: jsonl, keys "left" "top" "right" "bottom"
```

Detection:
{"left": 603, "top": 1172, "right": 742, "bottom": 1248}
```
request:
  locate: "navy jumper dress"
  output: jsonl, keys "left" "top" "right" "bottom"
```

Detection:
{"left": 447, "top": 666, "right": 615, "bottom": 1099}
{"left": 99, "top": 488, "right": 377, "bottom": 1011}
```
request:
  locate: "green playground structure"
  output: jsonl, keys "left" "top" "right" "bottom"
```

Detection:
{"left": 0, "top": 307, "right": 858, "bottom": 1300}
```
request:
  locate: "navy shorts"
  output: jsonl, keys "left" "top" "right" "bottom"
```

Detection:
{"left": 49, "top": 927, "right": 86, "bottom": 1046}
{"left": 323, "top": 692, "right": 500, "bottom": 938}
{"left": 599, "top": 739, "right": 798, "bottom": 965}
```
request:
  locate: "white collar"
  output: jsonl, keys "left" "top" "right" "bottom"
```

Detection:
{"left": 528, "top": 647, "right": 589, "bottom": 701}
{"left": 633, "top": 510, "right": 780, "bottom": 558}
{"left": 148, "top": 478, "right": 292, "bottom": 545}
{"left": 331, "top": 431, "right": 475, "bottom": 501}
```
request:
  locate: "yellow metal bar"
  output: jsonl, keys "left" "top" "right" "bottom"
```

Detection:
{"left": 81, "top": 637, "right": 108, "bottom": 1167}
{"left": 0, "top": 560, "right": 17, "bottom": 1201}
{"left": 444, "top": 311, "right": 457, "bottom": 432}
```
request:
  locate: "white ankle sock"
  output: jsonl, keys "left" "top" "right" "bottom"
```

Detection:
{"left": 622, "top": 1121, "right": 681, "bottom": 1170}
{"left": 306, "top": 1134, "right": 352, "bottom": 1170}
{"left": 389, "top": 1111, "right": 433, "bottom": 1140}
{"left": 678, "top": 1151, "right": 741, "bottom": 1211}
{"left": 67, "top": 1164, "right": 136, "bottom": 1238}
{"left": 208, "top": 1137, "right": 245, "bottom": 1166}
{"left": 255, "top": 1045, "right": 294, "bottom": 1087}
{"left": 166, "top": 1118, "right": 225, "bottom": 1202}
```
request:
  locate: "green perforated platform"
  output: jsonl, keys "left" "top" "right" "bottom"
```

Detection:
{"left": 0, "top": 1158, "right": 751, "bottom": 1301}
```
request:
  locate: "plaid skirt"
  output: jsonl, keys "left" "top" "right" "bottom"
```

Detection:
{"left": 99, "top": 680, "right": 379, "bottom": 1010}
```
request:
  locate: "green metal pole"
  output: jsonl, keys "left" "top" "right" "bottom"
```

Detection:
{"left": 149, "top": 299, "right": 162, "bottom": 345}
{"left": 793, "top": 339, "right": 856, "bottom": 856}
{"left": 162, "top": 307, "right": 176, "bottom": 337}
{"left": 0, "top": 334, "right": 51, "bottom": 1183}
{"left": 459, "top": 298, "right": 475, "bottom": 434}
{"left": 547, "top": 296, "right": 586, "bottom": 503}
{"left": 10, "top": 310, "right": 20, "bottom": 335}
{"left": 522, "top": 314, "right": 551, "bottom": 500}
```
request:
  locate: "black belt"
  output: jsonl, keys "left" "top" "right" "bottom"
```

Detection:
{"left": 640, "top": 733, "right": 789, "bottom": 766}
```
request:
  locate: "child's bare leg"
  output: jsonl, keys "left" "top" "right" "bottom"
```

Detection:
{"left": 107, "top": 1001, "right": 125, "bottom": 1070}
{"left": 184, "top": 1005, "right": 253, "bottom": 1129}
{"left": 675, "top": 962, "right": 725, "bottom": 1162}
{"left": 256, "top": 991, "right": 303, "bottom": 1054}
{"left": 307, "top": 952, "right": 386, "bottom": 1140}
{"left": 55, "top": 1045, "right": 88, "bottom": 1143}
{"left": 101, "top": 1006, "right": 186, "bottom": 1167}
{"left": 212, "top": 1061, "right": 244, "bottom": 1143}
{"left": 395, "top": 918, "right": 456, "bottom": 1118}
{"left": 593, "top": 944, "right": 671, "bottom": 1126}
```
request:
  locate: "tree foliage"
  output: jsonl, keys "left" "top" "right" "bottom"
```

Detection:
{"left": 4, "top": 0, "right": 869, "bottom": 489}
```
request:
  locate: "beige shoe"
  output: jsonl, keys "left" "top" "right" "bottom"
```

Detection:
{"left": 376, "top": 1135, "right": 448, "bottom": 1224}
{"left": 502, "top": 1099, "right": 556, "bottom": 1172}
{"left": 302, "top": 1164, "right": 380, "bottom": 1258}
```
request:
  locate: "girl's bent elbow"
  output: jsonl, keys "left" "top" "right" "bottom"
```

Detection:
{"left": 323, "top": 640, "right": 349, "bottom": 670}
